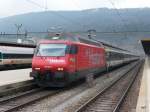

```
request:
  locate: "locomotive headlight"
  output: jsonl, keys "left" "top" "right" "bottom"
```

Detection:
{"left": 35, "top": 67, "right": 40, "bottom": 70}
{"left": 57, "top": 67, "right": 64, "bottom": 71}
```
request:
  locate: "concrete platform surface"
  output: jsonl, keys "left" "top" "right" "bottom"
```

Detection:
{"left": 136, "top": 57, "right": 150, "bottom": 112}
{"left": 0, "top": 68, "right": 32, "bottom": 86}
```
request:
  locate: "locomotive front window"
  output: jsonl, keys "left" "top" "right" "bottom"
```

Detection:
{"left": 36, "top": 44, "right": 67, "bottom": 56}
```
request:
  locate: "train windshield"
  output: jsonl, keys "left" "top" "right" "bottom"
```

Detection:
{"left": 36, "top": 44, "right": 67, "bottom": 56}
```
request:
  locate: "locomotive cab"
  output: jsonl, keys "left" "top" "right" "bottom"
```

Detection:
{"left": 30, "top": 41, "right": 78, "bottom": 87}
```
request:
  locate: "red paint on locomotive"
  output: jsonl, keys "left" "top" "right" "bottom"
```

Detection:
{"left": 31, "top": 40, "right": 107, "bottom": 87}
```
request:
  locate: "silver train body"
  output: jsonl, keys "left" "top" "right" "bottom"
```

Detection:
{"left": 105, "top": 48, "right": 139, "bottom": 68}
{"left": 0, "top": 45, "right": 34, "bottom": 67}
{"left": 91, "top": 38, "right": 140, "bottom": 68}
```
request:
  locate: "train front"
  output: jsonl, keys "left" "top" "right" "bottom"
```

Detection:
{"left": 30, "top": 41, "right": 71, "bottom": 87}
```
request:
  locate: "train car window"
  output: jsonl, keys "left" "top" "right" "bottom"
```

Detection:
{"left": 69, "top": 45, "right": 78, "bottom": 54}
{"left": 109, "top": 51, "right": 121, "bottom": 60}
{"left": 2, "top": 53, "right": 33, "bottom": 59}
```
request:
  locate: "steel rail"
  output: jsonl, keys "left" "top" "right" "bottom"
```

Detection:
{"left": 0, "top": 88, "right": 43, "bottom": 104}
{"left": 112, "top": 61, "right": 143, "bottom": 112}
{"left": 0, "top": 81, "right": 36, "bottom": 97}
{"left": 75, "top": 60, "right": 142, "bottom": 112}
{"left": 0, "top": 89, "right": 60, "bottom": 112}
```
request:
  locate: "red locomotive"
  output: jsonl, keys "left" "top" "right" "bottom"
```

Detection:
{"left": 30, "top": 33, "right": 139, "bottom": 87}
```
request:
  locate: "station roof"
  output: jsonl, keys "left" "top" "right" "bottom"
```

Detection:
{"left": 141, "top": 39, "right": 150, "bottom": 55}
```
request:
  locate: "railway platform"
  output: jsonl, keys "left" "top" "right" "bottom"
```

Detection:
{"left": 136, "top": 57, "right": 150, "bottom": 112}
{"left": 0, "top": 68, "right": 32, "bottom": 86}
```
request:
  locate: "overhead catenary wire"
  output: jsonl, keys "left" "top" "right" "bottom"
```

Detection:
{"left": 71, "top": 0, "right": 83, "bottom": 10}
{"left": 121, "top": 8, "right": 143, "bottom": 32}
{"left": 45, "top": 0, "right": 48, "bottom": 11}
{"left": 109, "top": 2, "right": 142, "bottom": 32}
{"left": 71, "top": 0, "right": 90, "bottom": 30}
{"left": 25, "top": 0, "right": 87, "bottom": 31}
{"left": 107, "top": 0, "right": 145, "bottom": 38}
{"left": 26, "top": 0, "right": 44, "bottom": 9}
{"left": 107, "top": 0, "right": 129, "bottom": 32}
{"left": 24, "top": 0, "right": 144, "bottom": 33}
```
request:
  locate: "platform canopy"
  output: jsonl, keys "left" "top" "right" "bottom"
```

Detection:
{"left": 141, "top": 39, "right": 150, "bottom": 55}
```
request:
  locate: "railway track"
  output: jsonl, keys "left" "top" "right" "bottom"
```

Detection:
{"left": 75, "top": 61, "right": 142, "bottom": 112}
{"left": 0, "top": 88, "right": 60, "bottom": 112}
{"left": 0, "top": 81, "right": 37, "bottom": 97}
{"left": 0, "top": 61, "right": 141, "bottom": 112}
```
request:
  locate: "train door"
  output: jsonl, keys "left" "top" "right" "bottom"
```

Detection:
{"left": 69, "top": 45, "right": 78, "bottom": 73}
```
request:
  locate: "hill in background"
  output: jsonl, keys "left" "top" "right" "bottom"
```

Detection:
{"left": 0, "top": 8, "right": 150, "bottom": 33}
{"left": 0, "top": 8, "right": 150, "bottom": 55}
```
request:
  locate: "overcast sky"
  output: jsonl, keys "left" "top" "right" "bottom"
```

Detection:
{"left": 0, "top": 0, "right": 150, "bottom": 18}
